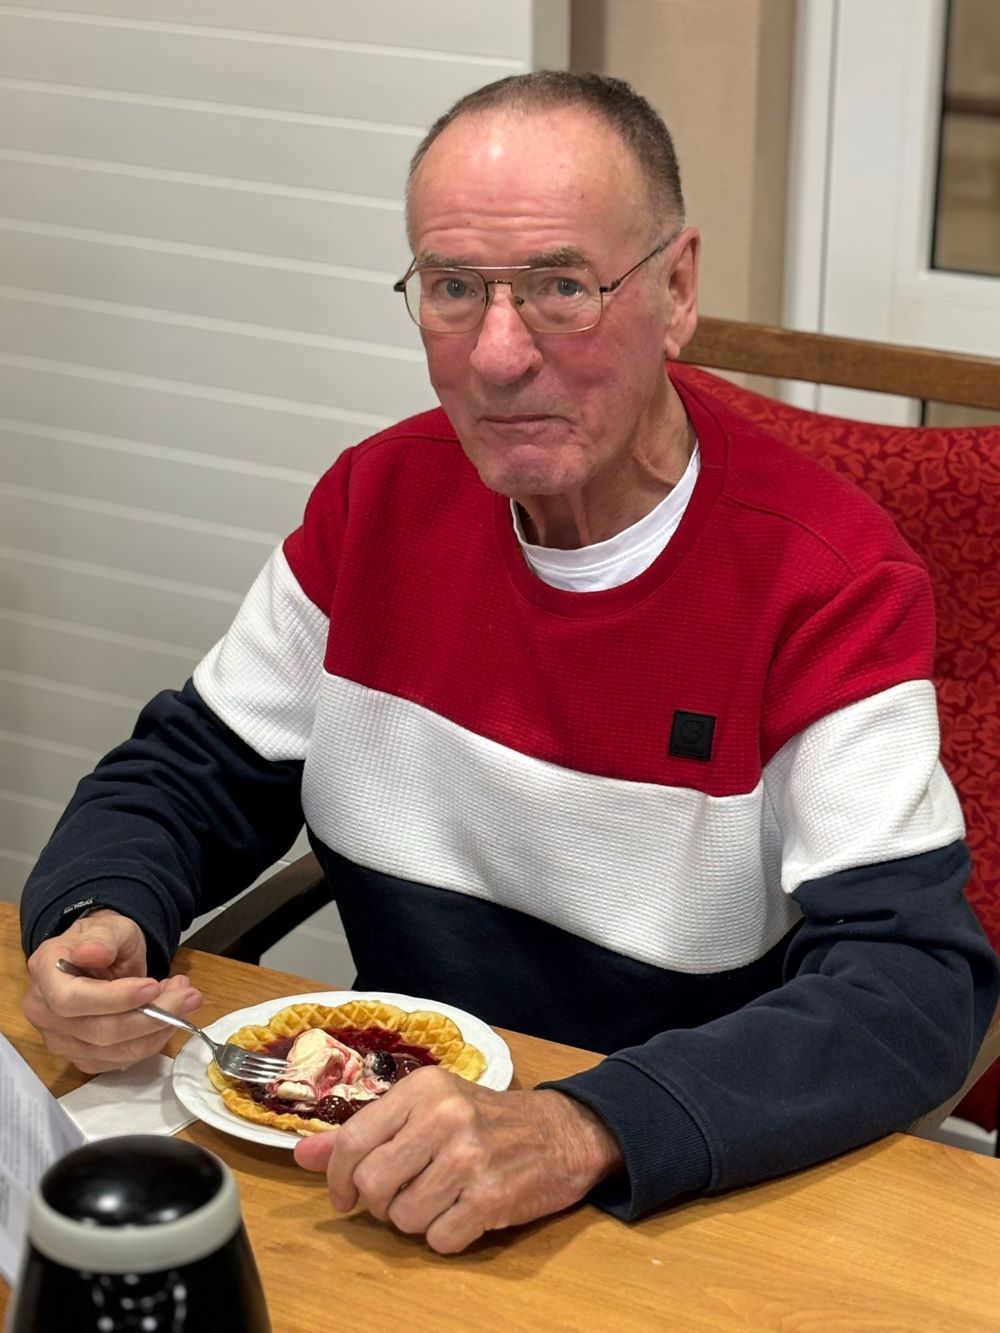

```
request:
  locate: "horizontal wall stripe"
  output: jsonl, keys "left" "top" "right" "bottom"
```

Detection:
{"left": 0, "top": 679, "right": 138, "bottom": 764}
{"left": 0, "top": 726, "right": 101, "bottom": 764}
{"left": 0, "top": 6, "right": 524, "bottom": 67}
{"left": 0, "top": 216, "right": 401, "bottom": 284}
{"left": 0, "top": 354, "right": 393, "bottom": 444}
{"left": 0, "top": 551, "right": 239, "bottom": 650}
{"left": 0, "top": 148, "right": 410, "bottom": 214}
{"left": 0, "top": 847, "right": 37, "bottom": 903}
{"left": 0, "top": 1, "right": 541, "bottom": 61}
{"left": 0, "top": 418, "right": 316, "bottom": 491}
{"left": 0, "top": 611, "right": 200, "bottom": 698}
{"left": 0, "top": 543, "right": 246, "bottom": 605}
{"left": 0, "top": 788, "right": 64, "bottom": 857}
{"left": 1, "top": 423, "right": 313, "bottom": 528}
{"left": 0, "top": 13, "right": 518, "bottom": 124}
{"left": 0, "top": 85, "right": 419, "bottom": 198}
{"left": 0, "top": 75, "right": 432, "bottom": 137}
{"left": 0, "top": 296, "right": 437, "bottom": 421}
{"left": 0, "top": 164, "right": 409, "bottom": 280}
{"left": 0, "top": 665, "right": 145, "bottom": 710}
{"left": 0, "top": 491, "right": 277, "bottom": 596}
{"left": 0, "top": 734, "right": 100, "bottom": 805}
{"left": 0, "top": 225, "right": 423, "bottom": 351}
{"left": 0, "top": 285, "right": 426, "bottom": 362}
{"left": 0, "top": 478, "right": 285, "bottom": 545}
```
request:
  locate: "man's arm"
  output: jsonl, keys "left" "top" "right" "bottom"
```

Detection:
{"left": 545, "top": 839, "right": 998, "bottom": 1219}
{"left": 20, "top": 678, "right": 306, "bottom": 976}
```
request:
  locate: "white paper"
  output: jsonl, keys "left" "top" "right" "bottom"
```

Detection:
{"left": 0, "top": 1033, "right": 84, "bottom": 1286}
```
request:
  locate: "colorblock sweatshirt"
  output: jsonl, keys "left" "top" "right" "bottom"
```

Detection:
{"left": 21, "top": 368, "right": 1000, "bottom": 1220}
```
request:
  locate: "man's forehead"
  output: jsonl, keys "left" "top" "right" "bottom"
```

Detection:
{"left": 417, "top": 102, "right": 621, "bottom": 170}
{"left": 407, "top": 105, "right": 643, "bottom": 253}
{"left": 413, "top": 244, "right": 592, "bottom": 270}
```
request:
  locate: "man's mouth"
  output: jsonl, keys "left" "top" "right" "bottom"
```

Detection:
{"left": 481, "top": 413, "right": 556, "bottom": 425}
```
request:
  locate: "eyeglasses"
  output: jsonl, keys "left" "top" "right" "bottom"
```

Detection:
{"left": 393, "top": 237, "right": 675, "bottom": 335}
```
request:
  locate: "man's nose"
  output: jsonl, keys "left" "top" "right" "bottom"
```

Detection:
{"left": 468, "top": 286, "right": 541, "bottom": 384}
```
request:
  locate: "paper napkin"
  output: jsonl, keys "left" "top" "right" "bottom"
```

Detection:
{"left": 58, "top": 1055, "right": 196, "bottom": 1141}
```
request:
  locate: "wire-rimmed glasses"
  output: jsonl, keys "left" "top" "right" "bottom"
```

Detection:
{"left": 393, "top": 236, "right": 676, "bottom": 335}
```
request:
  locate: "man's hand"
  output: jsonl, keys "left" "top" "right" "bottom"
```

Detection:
{"left": 293, "top": 1066, "right": 623, "bottom": 1253}
{"left": 22, "top": 909, "right": 202, "bottom": 1074}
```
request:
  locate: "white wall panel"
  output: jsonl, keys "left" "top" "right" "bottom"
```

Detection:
{"left": 0, "top": 673, "right": 142, "bottom": 751}
{"left": 0, "top": 156, "right": 409, "bottom": 273}
{"left": 0, "top": 293, "right": 433, "bottom": 420}
{"left": 9, "top": 2, "right": 548, "bottom": 62}
{"left": 0, "top": 360, "right": 390, "bottom": 472}
{"left": 0, "top": 552, "right": 240, "bottom": 648}
{"left": 0, "top": 224, "right": 423, "bottom": 352}
{"left": 0, "top": 84, "right": 421, "bottom": 198}
{"left": 0, "top": 611, "right": 199, "bottom": 698}
{"left": 0, "top": 13, "right": 517, "bottom": 124}
{"left": 0, "top": 790, "right": 63, "bottom": 857}
{"left": 0, "top": 0, "right": 570, "bottom": 976}
{"left": 0, "top": 849, "right": 35, "bottom": 904}
{"left": 1, "top": 424, "right": 310, "bottom": 534}
{"left": 0, "top": 490, "right": 277, "bottom": 594}
{"left": 0, "top": 733, "right": 101, "bottom": 805}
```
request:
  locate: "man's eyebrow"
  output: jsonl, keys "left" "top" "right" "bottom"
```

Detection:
{"left": 413, "top": 246, "right": 592, "bottom": 269}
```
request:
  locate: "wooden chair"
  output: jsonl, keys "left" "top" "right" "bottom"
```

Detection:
{"left": 187, "top": 317, "right": 1000, "bottom": 1138}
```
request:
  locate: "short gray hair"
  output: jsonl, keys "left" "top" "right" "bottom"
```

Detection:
{"left": 407, "top": 70, "right": 685, "bottom": 229}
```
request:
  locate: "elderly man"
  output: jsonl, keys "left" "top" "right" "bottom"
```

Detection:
{"left": 19, "top": 72, "right": 999, "bottom": 1254}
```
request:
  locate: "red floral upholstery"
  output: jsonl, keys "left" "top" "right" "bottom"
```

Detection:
{"left": 676, "top": 365, "right": 1000, "bottom": 1129}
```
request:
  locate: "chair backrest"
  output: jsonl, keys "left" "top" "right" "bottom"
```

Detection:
{"left": 679, "top": 319, "right": 1000, "bottom": 1130}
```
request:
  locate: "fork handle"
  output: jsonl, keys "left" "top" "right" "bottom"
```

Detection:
{"left": 138, "top": 1003, "right": 214, "bottom": 1055}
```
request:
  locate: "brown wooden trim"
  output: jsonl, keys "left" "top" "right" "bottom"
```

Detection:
{"left": 184, "top": 852, "right": 329, "bottom": 964}
{"left": 681, "top": 316, "right": 1000, "bottom": 411}
{"left": 944, "top": 92, "right": 1000, "bottom": 120}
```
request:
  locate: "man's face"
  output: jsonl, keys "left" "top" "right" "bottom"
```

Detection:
{"left": 406, "top": 106, "right": 698, "bottom": 516}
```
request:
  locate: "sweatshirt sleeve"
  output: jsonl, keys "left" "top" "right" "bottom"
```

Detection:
{"left": 19, "top": 449, "right": 350, "bottom": 974}
{"left": 545, "top": 839, "right": 999, "bottom": 1219}
{"left": 18, "top": 678, "right": 306, "bottom": 976}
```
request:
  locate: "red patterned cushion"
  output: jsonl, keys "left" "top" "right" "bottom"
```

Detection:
{"left": 676, "top": 365, "right": 1000, "bottom": 1128}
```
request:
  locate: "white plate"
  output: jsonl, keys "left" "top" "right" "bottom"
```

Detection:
{"left": 172, "top": 990, "right": 513, "bottom": 1150}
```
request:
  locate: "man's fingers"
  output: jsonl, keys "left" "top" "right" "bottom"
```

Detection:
{"left": 43, "top": 1020, "right": 176, "bottom": 1072}
{"left": 323, "top": 1090, "right": 418, "bottom": 1212}
{"left": 47, "top": 971, "right": 162, "bottom": 1018}
{"left": 69, "top": 929, "right": 122, "bottom": 970}
{"left": 44, "top": 976, "right": 202, "bottom": 1069}
{"left": 293, "top": 1131, "right": 338, "bottom": 1174}
{"left": 424, "top": 1196, "right": 489, "bottom": 1255}
{"left": 352, "top": 1138, "right": 434, "bottom": 1222}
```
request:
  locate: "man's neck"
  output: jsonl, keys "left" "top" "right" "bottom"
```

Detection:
{"left": 517, "top": 403, "right": 696, "bottom": 550}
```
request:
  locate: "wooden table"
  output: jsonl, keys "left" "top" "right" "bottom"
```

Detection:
{"left": 3, "top": 902, "right": 1000, "bottom": 1332}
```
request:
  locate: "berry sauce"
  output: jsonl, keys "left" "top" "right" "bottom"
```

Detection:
{"left": 246, "top": 1027, "right": 439, "bottom": 1125}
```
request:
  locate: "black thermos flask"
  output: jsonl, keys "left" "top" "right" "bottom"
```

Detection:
{"left": 7, "top": 1135, "right": 271, "bottom": 1332}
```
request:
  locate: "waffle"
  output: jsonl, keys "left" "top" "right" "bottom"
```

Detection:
{"left": 207, "top": 999, "right": 487, "bottom": 1136}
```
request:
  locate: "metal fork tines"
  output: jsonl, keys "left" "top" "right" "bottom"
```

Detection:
{"left": 137, "top": 1003, "right": 288, "bottom": 1084}
{"left": 55, "top": 956, "right": 288, "bottom": 1084}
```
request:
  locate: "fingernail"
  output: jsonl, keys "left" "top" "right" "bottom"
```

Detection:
{"left": 181, "top": 992, "right": 202, "bottom": 1013}
{"left": 136, "top": 983, "right": 159, "bottom": 1002}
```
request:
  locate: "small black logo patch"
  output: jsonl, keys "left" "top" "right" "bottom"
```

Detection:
{"left": 669, "top": 710, "right": 716, "bottom": 761}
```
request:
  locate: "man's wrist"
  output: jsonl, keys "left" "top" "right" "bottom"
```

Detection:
{"left": 537, "top": 1089, "right": 625, "bottom": 1188}
{"left": 55, "top": 897, "right": 116, "bottom": 934}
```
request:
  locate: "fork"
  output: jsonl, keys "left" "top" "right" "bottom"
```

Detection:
{"left": 55, "top": 956, "right": 288, "bottom": 1084}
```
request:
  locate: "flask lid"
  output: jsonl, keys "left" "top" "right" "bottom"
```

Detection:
{"left": 29, "top": 1136, "right": 241, "bottom": 1273}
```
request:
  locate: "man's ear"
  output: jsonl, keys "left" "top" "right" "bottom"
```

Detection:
{"left": 662, "top": 227, "right": 700, "bottom": 361}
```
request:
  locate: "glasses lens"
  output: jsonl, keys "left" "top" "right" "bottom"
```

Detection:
{"left": 515, "top": 268, "right": 602, "bottom": 332}
{"left": 405, "top": 269, "right": 487, "bottom": 331}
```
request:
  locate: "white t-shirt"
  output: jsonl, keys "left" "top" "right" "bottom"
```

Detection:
{"left": 512, "top": 443, "right": 701, "bottom": 592}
